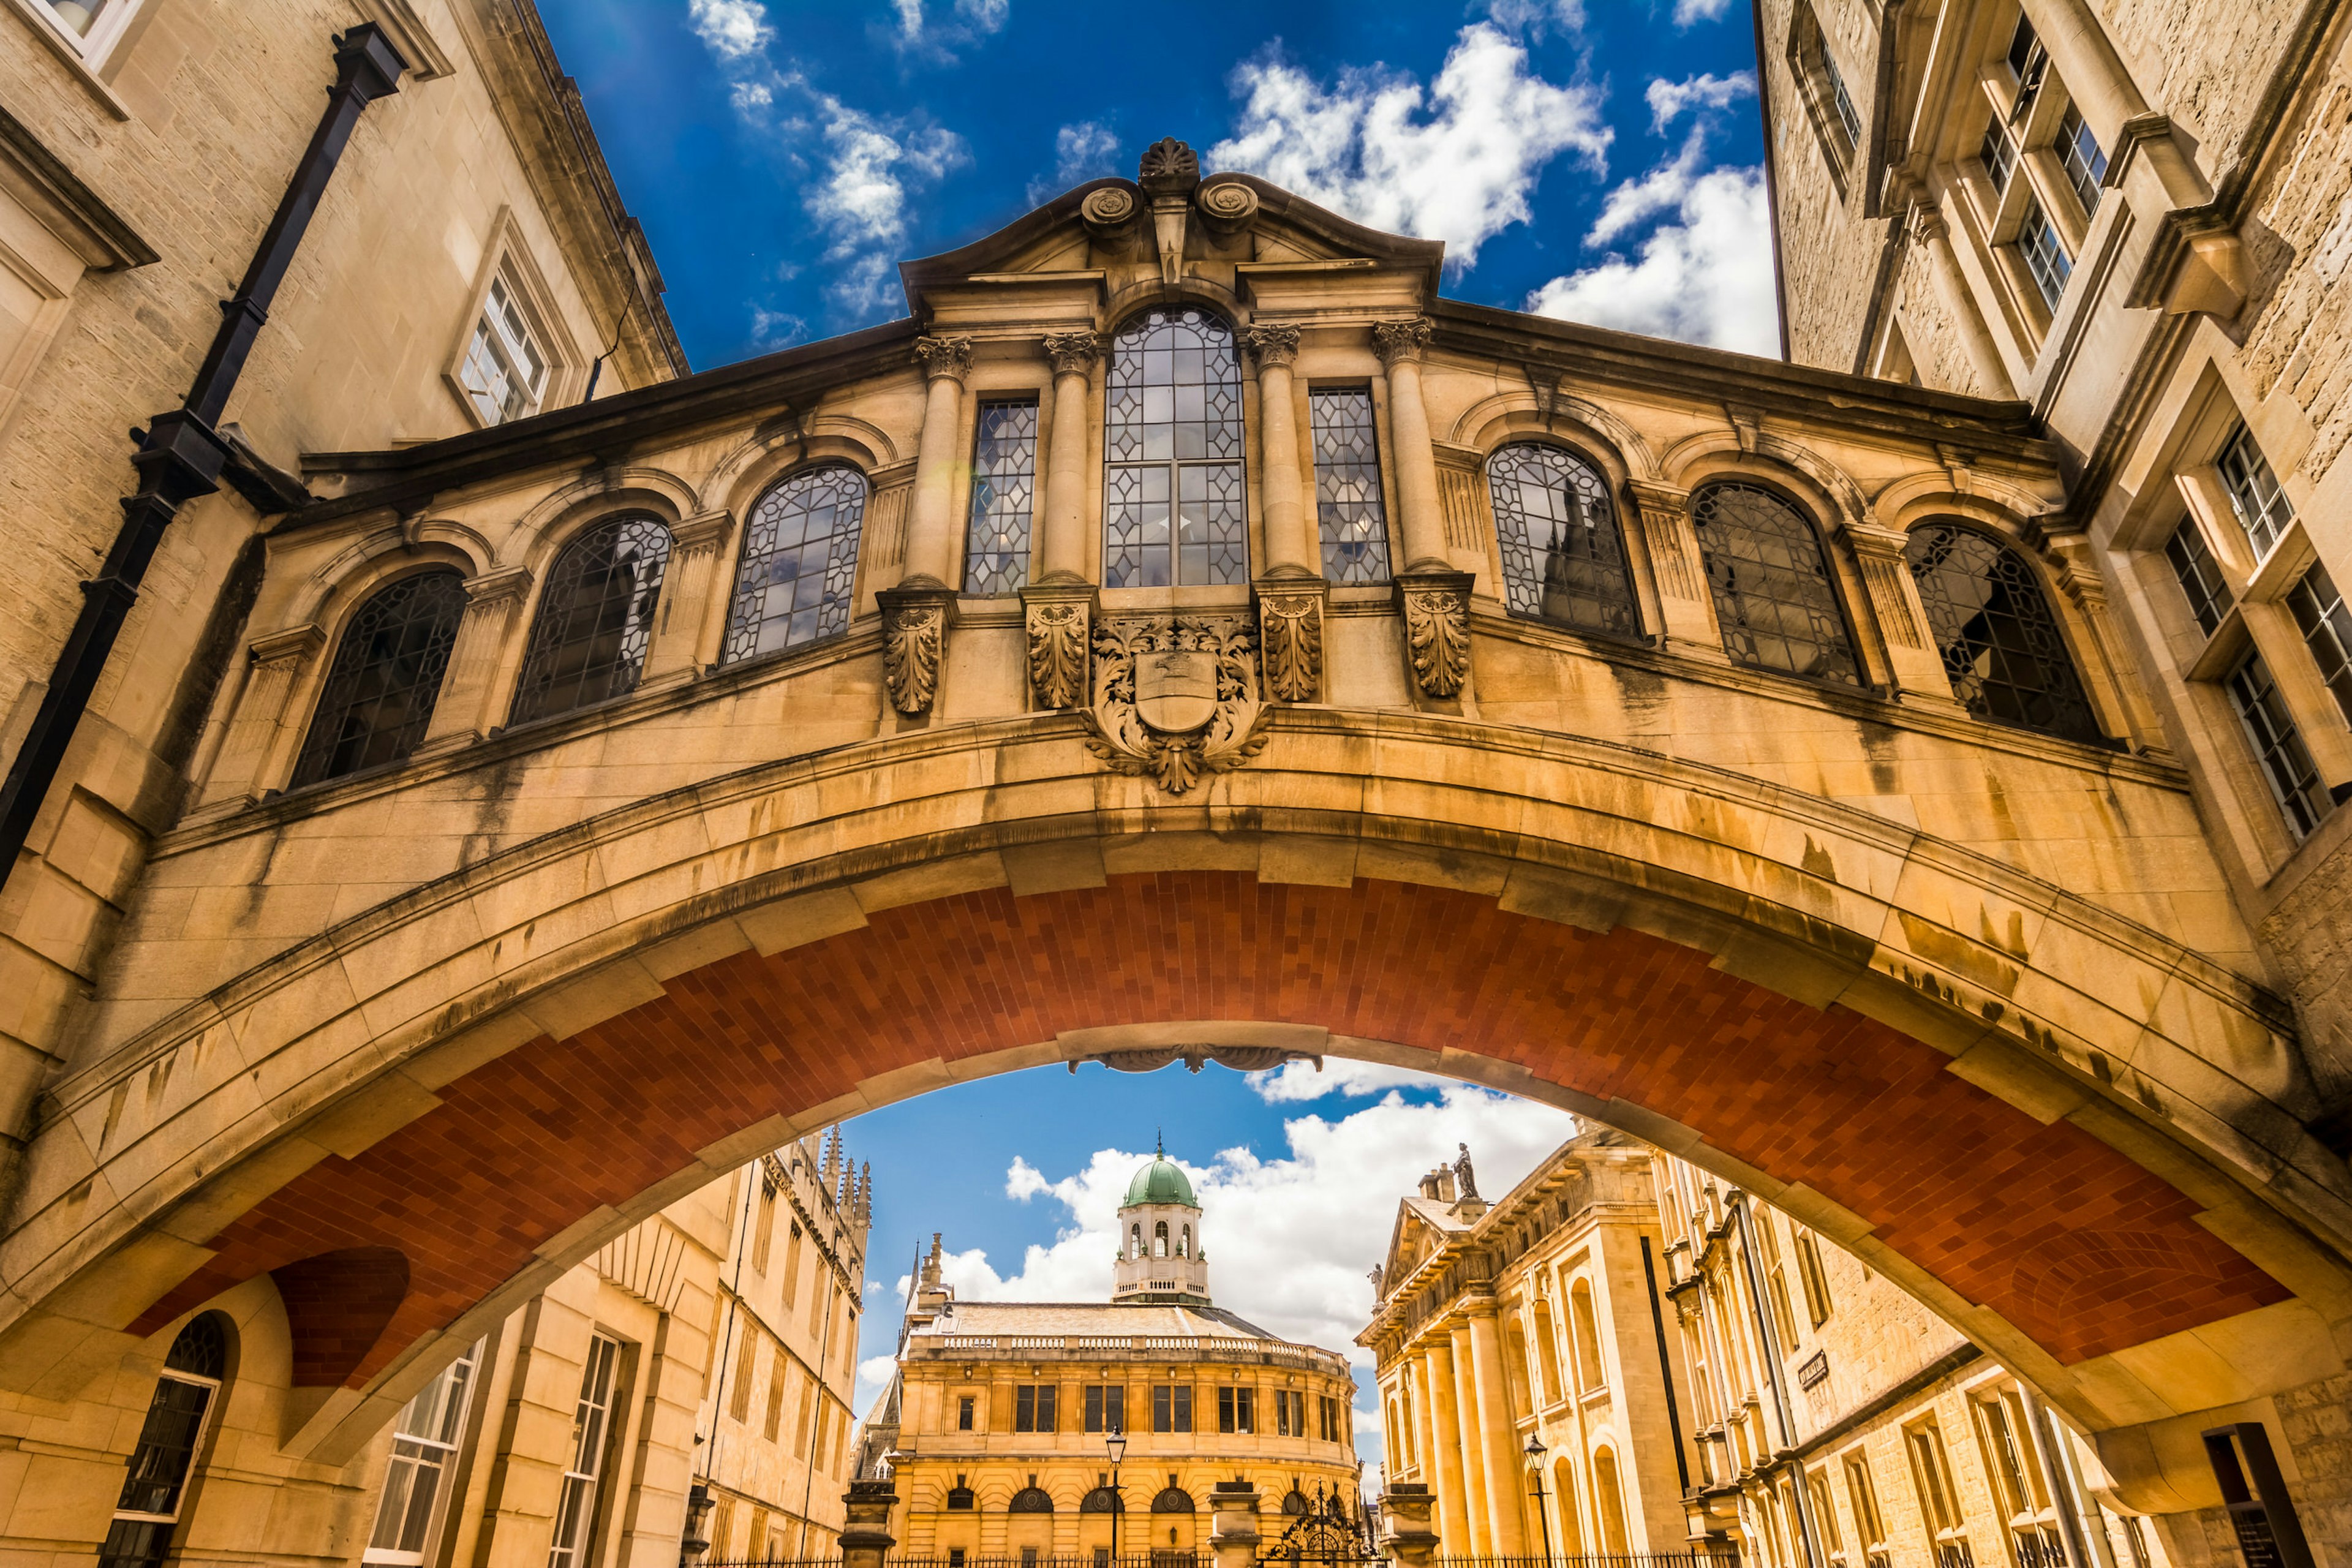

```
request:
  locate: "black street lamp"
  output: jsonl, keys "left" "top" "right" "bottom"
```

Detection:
{"left": 1108, "top": 1427, "right": 1128, "bottom": 1566}
{"left": 1524, "top": 1435, "right": 1555, "bottom": 1561}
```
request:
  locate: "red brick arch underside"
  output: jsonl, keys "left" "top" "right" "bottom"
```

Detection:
{"left": 134, "top": 871, "right": 2287, "bottom": 1387}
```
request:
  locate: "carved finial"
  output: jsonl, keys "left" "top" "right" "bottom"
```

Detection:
{"left": 1138, "top": 137, "right": 1200, "bottom": 196}
{"left": 1240, "top": 323, "right": 1302, "bottom": 370}
{"left": 1042, "top": 332, "right": 1101, "bottom": 376}
{"left": 913, "top": 334, "right": 974, "bottom": 383}
{"left": 1373, "top": 318, "right": 1433, "bottom": 367}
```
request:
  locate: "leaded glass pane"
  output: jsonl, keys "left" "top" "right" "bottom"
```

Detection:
{"left": 964, "top": 401, "right": 1038, "bottom": 594}
{"left": 1904, "top": 523, "right": 2101, "bottom": 742}
{"left": 510, "top": 516, "right": 671, "bottom": 725}
{"left": 1980, "top": 119, "right": 2018, "bottom": 195}
{"left": 1487, "top": 443, "right": 1642, "bottom": 639}
{"left": 723, "top": 466, "right": 868, "bottom": 662}
{"left": 291, "top": 570, "right": 467, "bottom": 789}
{"left": 1104, "top": 308, "right": 1247, "bottom": 586}
{"left": 1310, "top": 387, "right": 1392, "bottom": 584}
{"left": 2226, "top": 651, "right": 2332, "bottom": 839}
{"left": 1691, "top": 483, "right": 1861, "bottom": 684}
{"left": 2217, "top": 424, "right": 2293, "bottom": 558}
{"left": 2163, "top": 520, "right": 2234, "bottom": 636}
{"left": 1822, "top": 38, "right": 1862, "bottom": 144}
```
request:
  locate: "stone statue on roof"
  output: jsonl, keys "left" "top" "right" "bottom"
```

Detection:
{"left": 1454, "top": 1142, "right": 1479, "bottom": 1202}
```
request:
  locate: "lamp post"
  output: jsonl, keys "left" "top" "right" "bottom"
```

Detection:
{"left": 1524, "top": 1435, "right": 1555, "bottom": 1562}
{"left": 1109, "top": 1427, "right": 1128, "bottom": 1567}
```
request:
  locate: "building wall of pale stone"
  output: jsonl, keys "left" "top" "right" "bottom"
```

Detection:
{"left": 0, "top": 0, "right": 677, "bottom": 1220}
{"left": 693, "top": 1132, "right": 872, "bottom": 1562}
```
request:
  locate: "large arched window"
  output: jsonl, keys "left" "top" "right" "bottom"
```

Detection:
{"left": 1081, "top": 1487, "right": 1125, "bottom": 1514}
{"left": 290, "top": 570, "right": 467, "bottom": 789}
{"left": 100, "top": 1314, "right": 230, "bottom": 1568}
{"left": 1904, "top": 522, "right": 2101, "bottom": 742}
{"left": 1152, "top": 1486, "right": 1196, "bottom": 1513}
{"left": 1487, "top": 443, "right": 1641, "bottom": 638}
{"left": 1104, "top": 307, "right": 1246, "bottom": 587}
{"left": 1690, "top": 482, "right": 1861, "bottom": 684}
{"left": 724, "top": 466, "right": 868, "bottom": 662}
{"left": 511, "top": 515, "right": 672, "bottom": 725}
{"left": 1009, "top": 1487, "right": 1055, "bottom": 1514}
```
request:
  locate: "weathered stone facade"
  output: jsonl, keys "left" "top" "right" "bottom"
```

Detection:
{"left": 1, "top": 47, "right": 2350, "bottom": 1568}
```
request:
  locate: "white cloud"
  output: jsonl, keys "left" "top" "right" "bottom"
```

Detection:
{"left": 887, "top": 0, "right": 1008, "bottom": 56}
{"left": 1525, "top": 163, "right": 1779, "bottom": 355}
{"left": 1646, "top": 70, "right": 1755, "bottom": 132}
{"left": 1485, "top": 0, "right": 1585, "bottom": 35}
{"left": 1246, "top": 1059, "right": 1471, "bottom": 1103}
{"left": 748, "top": 306, "right": 806, "bottom": 349}
{"left": 685, "top": 10, "right": 967, "bottom": 322}
{"left": 687, "top": 0, "right": 771, "bottom": 58}
{"left": 1585, "top": 129, "right": 1706, "bottom": 246}
{"left": 1028, "top": 120, "right": 1122, "bottom": 205}
{"left": 874, "top": 1085, "right": 1576, "bottom": 1466}
{"left": 1672, "top": 0, "right": 1737, "bottom": 25}
{"left": 856, "top": 1352, "right": 899, "bottom": 1408}
{"left": 1207, "top": 23, "right": 1609, "bottom": 271}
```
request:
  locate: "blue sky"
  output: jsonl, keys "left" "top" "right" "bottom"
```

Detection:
{"left": 832, "top": 1061, "right": 1579, "bottom": 1474}
{"left": 541, "top": 0, "right": 1777, "bottom": 367}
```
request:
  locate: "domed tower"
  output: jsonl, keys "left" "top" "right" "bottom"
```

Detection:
{"left": 1111, "top": 1139, "right": 1210, "bottom": 1305}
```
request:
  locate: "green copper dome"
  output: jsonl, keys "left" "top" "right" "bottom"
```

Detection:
{"left": 1123, "top": 1152, "right": 1196, "bottom": 1208}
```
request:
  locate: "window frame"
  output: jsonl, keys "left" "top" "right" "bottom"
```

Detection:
{"left": 99, "top": 1316, "right": 231, "bottom": 1568}
{"left": 290, "top": 567, "right": 470, "bottom": 791}
{"left": 2286, "top": 561, "right": 2352, "bottom": 728}
{"left": 2164, "top": 518, "right": 2237, "bottom": 638}
{"left": 1306, "top": 384, "right": 1395, "bottom": 584}
{"left": 722, "top": 463, "right": 872, "bottom": 665}
{"left": 2016, "top": 197, "right": 2073, "bottom": 311}
{"left": 964, "top": 397, "right": 1041, "bottom": 595}
{"left": 548, "top": 1331, "right": 625, "bottom": 1568}
{"left": 1687, "top": 479, "right": 1866, "bottom": 688}
{"left": 443, "top": 215, "right": 579, "bottom": 431}
{"left": 363, "top": 1338, "right": 485, "bottom": 1567}
{"left": 1903, "top": 519, "right": 2105, "bottom": 744}
{"left": 1485, "top": 440, "right": 1645, "bottom": 642}
{"left": 509, "top": 513, "right": 674, "bottom": 728}
{"left": 29, "top": 0, "right": 146, "bottom": 65}
{"left": 1101, "top": 306, "right": 1251, "bottom": 589}
{"left": 2225, "top": 648, "right": 2334, "bottom": 840}
{"left": 2215, "top": 424, "right": 2295, "bottom": 561}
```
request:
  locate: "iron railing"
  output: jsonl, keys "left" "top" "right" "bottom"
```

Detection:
{"left": 1434, "top": 1556, "right": 1741, "bottom": 1568}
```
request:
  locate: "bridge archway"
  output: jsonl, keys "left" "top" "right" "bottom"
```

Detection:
{"left": 4, "top": 710, "right": 2347, "bottom": 1509}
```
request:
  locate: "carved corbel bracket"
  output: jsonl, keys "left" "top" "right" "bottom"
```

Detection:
{"left": 668, "top": 507, "right": 735, "bottom": 557}
{"left": 1253, "top": 573, "right": 1327, "bottom": 703}
{"left": 250, "top": 622, "right": 328, "bottom": 669}
{"left": 462, "top": 564, "right": 533, "bottom": 608}
{"left": 1625, "top": 480, "right": 1700, "bottom": 601}
{"left": 1393, "top": 565, "right": 1475, "bottom": 699}
{"left": 1019, "top": 578, "right": 1097, "bottom": 711}
{"left": 877, "top": 577, "right": 958, "bottom": 717}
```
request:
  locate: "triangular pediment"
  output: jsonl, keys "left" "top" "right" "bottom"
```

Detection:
{"left": 900, "top": 140, "right": 1442, "bottom": 323}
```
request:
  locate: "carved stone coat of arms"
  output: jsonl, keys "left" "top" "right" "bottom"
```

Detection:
{"left": 1084, "top": 614, "right": 1272, "bottom": 793}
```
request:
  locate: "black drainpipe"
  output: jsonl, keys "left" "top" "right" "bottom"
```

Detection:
{"left": 0, "top": 26, "right": 406, "bottom": 891}
{"left": 1641, "top": 1236, "right": 1692, "bottom": 1495}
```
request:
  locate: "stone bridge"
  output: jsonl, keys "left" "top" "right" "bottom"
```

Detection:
{"left": 4, "top": 156, "right": 2348, "bottom": 1520}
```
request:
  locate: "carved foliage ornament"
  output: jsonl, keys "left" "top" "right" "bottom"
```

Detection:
{"left": 1041, "top": 332, "right": 1101, "bottom": 377}
{"left": 1256, "top": 589, "right": 1323, "bottom": 703}
{"left": 1239, "top": 323, "right": 1301, "bottom": 369}
{"left": 1372, "top": 318, "right": 1433, "bottom": 366}
{"left": 1026, "top": 600, "right": 1089, "bottom": 709}
{"left": 883, "top": 598, "right": 948, "bottom": 714}
{"left": 1400, "top": 576, "right": 1472, "bottom": 698}
{"left": 1137, "top": 137, "right": 1201, "bottom": 195}
{"left": 913, "top": 335, "right": 973, "bottom": 383}
{"left": 1085, "top": 614, "right": 1272, "bottom": 793}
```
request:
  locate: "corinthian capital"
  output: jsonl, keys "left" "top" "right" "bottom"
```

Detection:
{"left": 1373, "top": 317, "right": 1433, "bottom": 366}
{"left": 1240, "top": 323, "right": 1301, "bottom": 369}
{"left": 1041, "top": 332, "right": 1100, "bottom": 376}
{"left": 913, "top": 335, "right": 974, "bottom": 383}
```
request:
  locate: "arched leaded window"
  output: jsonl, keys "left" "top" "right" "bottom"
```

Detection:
{"left": 724, "top": 466, "right": 868, "bottom": 662}
{"left": 1104, "top": 308, "right": 1246, "bottom": 587}
{"left": 1689, "top": 483, "right": 1861, "bottom": 685}
{"left": 99, "top": 1314, "right": 231, "bottom": 1568}
{"left": 1082, "top": 1487, "right": 1126, "bottom": 1514}
{"left": 1010, "top": 1488, "right": 1055, "bottom": 1513}
{"left": 1486, "top": 444, "right": 1641, "bottom": 638}
{"left": 290, "top": 570, "right": 467, "bottom": 788}
{"left": 1281, "top": 1490, "right": 1310, "bottom": 1516}
{"left": 1153, "top": 1487, "right": 1196, "bottom": 1513}
{"left": 511, "top": 515, "right": 673, "bottom": 725}
{"left": 1904, "top": 522, "right": 2101, "bottom": 742}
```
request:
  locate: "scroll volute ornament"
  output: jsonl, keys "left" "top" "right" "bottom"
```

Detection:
{"left": 1196, "top": 178, "right": 1262, "bottom": 236}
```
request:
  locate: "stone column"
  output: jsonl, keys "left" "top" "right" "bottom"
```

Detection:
{"left": 415, "top": 565, "right": 533, "bottom": 755}
{"left": 2036, "top": 526, "right": 2171, "bottom": 752}
{"left": 1625, "top": 481, "right": 1725, "bottom": 660}
{"left": 840, "top": 1479, "right": 899, "bottom": 1568}
{"left": 641, "top": 508, "right": 735, "bottom": 687}
{"left": 1379, "top": 1482, "right": 1439, "bottom": 1568}
{"left": 1209, "top": 1479, "right": 1262, "bottom": 1568}
{"left": 1464, "top": 1302, "right": 1529, "bottom": 1555}
{"left": 1243, "top": 322, "right": 1327, "bottom": 703}
{"left": 196, "top": 623, "right": 325, "bottom": 809}
{"left": 1446, "top": 1324, "right": 1493, "bottom": 1556}
{"left": 1912, "top": 205, "right": 2018, "bottom": 399}
{"left": 1021, "top": 331, "right": 1101, "bottom": 711}
{"left": 881, "top": 336, "right": 971, "bottom": 717}
{"left": 1377, "top": 320, "right": 1475, "bottom": 701}
{"left": 1839, "top": 519, "right": 1967, "bottom": 705}
{"left": 1419, "top": 1347, "right": 1475, "bottom": 1556}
